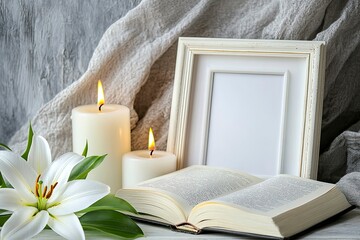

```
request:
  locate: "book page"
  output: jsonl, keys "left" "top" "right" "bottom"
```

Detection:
{"left": 138, "top": 166, "right": 262, "bottom": 210}
{"left": 213, "top": 175, "right": 334, "bottom": 216}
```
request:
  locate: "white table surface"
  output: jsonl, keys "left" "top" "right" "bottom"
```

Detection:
{"left": 32, "top": 209, "right": 360, "bottom": 239}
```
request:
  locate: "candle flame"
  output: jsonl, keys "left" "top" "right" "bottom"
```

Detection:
{"left": 98, "top": 80, "right": 105, "bottom": 111}
{"left": 148, "top": 127, "right": 155, "bottom": 155}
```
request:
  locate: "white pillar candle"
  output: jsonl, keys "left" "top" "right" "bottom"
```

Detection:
{"left": 122, "top": 150, "right": 176, "bottom": 188}
{"left": 72, "top": 81, "right": 130, "bottom": 192}
{"left": 122, "top": 128, "right": 176, "bottom": 188}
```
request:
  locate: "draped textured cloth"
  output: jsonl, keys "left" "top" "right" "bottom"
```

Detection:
{"left": 8, "top": 0, "right": 360, "bottom": 189}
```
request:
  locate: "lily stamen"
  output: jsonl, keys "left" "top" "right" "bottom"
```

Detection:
{"left": 33, "top": 172, "right": 59, "bottom": 211}
{"left": 45, "top": 182, "right": 58, "bottom": 199}
{"left": 36, "top": 174, "right": 41, "bottom": 183}
{"left": 35, "top": 182, "right": 39, "bottom": 197}
{"left": 46, "top": 185, "right": 54, "bottom": 199}
{"left": 35, "top": 174, "right": 41, "bottom": 197}
{"left": 42, "top": 186, "right": 48, "bottom": 198}
{"left": 34, "top": 179, "right": 59, "bottom": 210}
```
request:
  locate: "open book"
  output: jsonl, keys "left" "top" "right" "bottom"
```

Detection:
{"left": 116, "top": 166, "right": 351, "bottom": 239}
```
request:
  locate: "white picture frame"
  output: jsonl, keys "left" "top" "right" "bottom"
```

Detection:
{"left": 167, "top": 37, "right": 326, "bottom": 179}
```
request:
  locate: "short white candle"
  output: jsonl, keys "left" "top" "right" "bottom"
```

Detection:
{"left": 122, "top": 128, "right": 176, "bottom": 188}
{"left": 72, "top": 81, "right": 130, "bottom": 192}
{"left": 122, "top": 151, "right": 176, "bottom": 188}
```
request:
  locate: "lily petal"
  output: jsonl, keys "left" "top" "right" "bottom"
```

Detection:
{"left": 0, "top": 151, "right": 37, "bottom": 203}
{"left": 48, "top": 213, "right": 85, "bottom": 240}
{"left": 48, "top": 180, "right": 110, "bottom": 215}
{"left": 42, "top": 152, "right": 84, "bottom": 192}
{"left": 1, "top": 207, "right": 49, "bottom": 240}
{"left": 28, "top": 135, "right": 52, "bottom": 175}
{"left": 0, "top": 188, "right": 23, "bottom": 211}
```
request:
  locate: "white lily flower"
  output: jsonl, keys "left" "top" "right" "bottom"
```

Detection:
{"left": 0, "top": 135, "right": 110, "bottom": 240}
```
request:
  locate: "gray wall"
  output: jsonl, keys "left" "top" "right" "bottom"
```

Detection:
{"left": 0, "top": 0, "right": 141, "bottom": 144}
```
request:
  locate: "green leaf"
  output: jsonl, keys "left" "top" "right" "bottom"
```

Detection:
{"left": 0, "top": 173, "right": 4, "bottom": 188}
{"left": 21, "top": 123, "right": 34, "bottom": 160}
{"left": 69, "top": 155, "right": 107, "bottom": 181}
{"left": 82, "top": 140, "right": 88, "bottom": 157}
{"left": 0, "top": 143, "right": 12, "bottom": 151}
{"left": 0, "top": 174, "right": 11, "bottom": 188}
{"left": 0, "top": 213, "right": 11, "bottom": 227}
{"left": 80, "top": 210, "right": 143, "bottom": 239}
{"left": 78, "top": 194, "right": 137, "bottom": 214}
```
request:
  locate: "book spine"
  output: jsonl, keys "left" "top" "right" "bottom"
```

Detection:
{"left": 171, "top": 222, "right": 202, "bottom": 234}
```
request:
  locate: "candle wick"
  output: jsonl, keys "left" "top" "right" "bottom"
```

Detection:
{"left": 98, "top": 103, "right": 104, "bottom": 111}
{"left": 150, "top": 150, "right": 154, "bottom": 157}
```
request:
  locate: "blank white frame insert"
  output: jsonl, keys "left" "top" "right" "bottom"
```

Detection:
{"left": 205, "top": 72, "right": 287, "bottom": 177}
